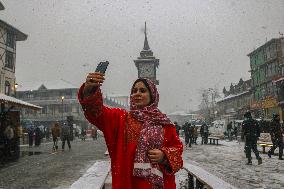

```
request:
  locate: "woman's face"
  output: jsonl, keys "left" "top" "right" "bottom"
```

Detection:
{"left": 131, "top": 81, "right": 151, "bottom": 109}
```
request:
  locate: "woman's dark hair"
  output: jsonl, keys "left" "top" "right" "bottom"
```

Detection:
{"left": 131, "top": 78, "right": 153, "bottom": 104}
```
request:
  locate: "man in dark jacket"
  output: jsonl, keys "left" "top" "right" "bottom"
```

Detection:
{"left": 200, "top": 124, "right": 209, "bottom": 144}
{"left": 34, "top": 126, "right": 41, "bottom": 146}
{"left": 174, "top": 122, "right": 180, "bottom": 137}
{"left": 27, "top": 126, "right": 34, "bottom": 147}
{"left": 227, "top": 121, "right": 233, "bottom": 141}
{"left": 242, "top": 111, "right": 262, "bottom": 165}
{"left": 268, "top": 114, "right": 283, "bottom": 160}
{"left": 183, "top": 122, "right": 191, "bottom": 147}
{"left": 61, "top": 123, "right": 71, "bottom": 151}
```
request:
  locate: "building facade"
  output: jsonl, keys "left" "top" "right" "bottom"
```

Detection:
{"left": 217, "top": 79, "right": 252, "bottom": 120}
{"left": 0, "top": 19, "right": 27, "bottom": 96}
{"left": 248, "top": 37, "right": 284, "bottom": 120}
{"left": 16, "top": 83, "right": 128, "bottom": 129}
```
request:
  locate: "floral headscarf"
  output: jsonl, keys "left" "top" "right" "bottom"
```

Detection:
{"left": 130, "top": 78, "right": 173, "bottom": 188}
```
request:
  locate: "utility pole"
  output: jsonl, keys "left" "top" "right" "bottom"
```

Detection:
{"left": 208, "top": 88, "right": 215, "bottom": 121}
{"left": 61, "top": 96, "right": 64, "bottom": 125}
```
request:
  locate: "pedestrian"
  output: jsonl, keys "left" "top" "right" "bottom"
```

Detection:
{"left": 34, "top": 126, "right": 41, "bottom": 146}
{"left": 200, "top": 123, "right": 209, "bottom": 144}
{"left": 27, "top": 125, "right": 34, "bottom": 147}
{"left": 91, "top": 126, "right": 97, "bottom": 140}
{"left": 61, "top": 123, "right": 71, "bottom": 151}
{"left": 242, "top": 111, "right": 262, "bottom": 165}
{"left": 188, "top": 124, "right": 194, "bottom": 146}
{"left": 45, "top": 126, "right": 50, "bottom": 140}
{"left": 183, "top": 122, "right": 191, "bottom": 147}
{"left": 193, "top": 124, "right": 198, "bottom": 144}
{"left": 3, "top": 120, "right": 14, "bottom": 157}
{"left": 233, "top": 125, "right": 238, "bottom": 140}
{"left": 268, "top": 114, "right": 283, "bottom": 160}
{"left": 227, "top": 121, "right": 232, "bottom": 141}
{"left": 200, "top": 124, "right": 204, "bottom": 144}
{"left": 51, "top": 122, "right": 60, "bottom": 151}
{"left": 81, "top": 128, "right": 86, "bottom": 141}
{"left": 78, "top": 73, "right": 183, "bottom": 189}
{"left": 174, "top": 121, "right": 180, "bottom": 137}
{"left": 204, "top": 124, "right": 209, "bottom": 144}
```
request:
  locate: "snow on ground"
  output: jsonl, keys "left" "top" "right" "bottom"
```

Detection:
{"left": 70, "top": 160, "right": 110, "bottom": 189}
{"left": 70, "top": 138, "right": 283, "bottom": 189}
{"left": 176, "top": 138, "right": 284, "bottom": 189}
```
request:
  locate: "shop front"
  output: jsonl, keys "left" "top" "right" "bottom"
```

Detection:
{"left": 0, "top": 94, "right": 41, "bottom": 162}
{"left": 250, "top": 100, "right": 264, "bottom": 118}
{"left": 262, "top": 96, "right": 280, "bottom": 120}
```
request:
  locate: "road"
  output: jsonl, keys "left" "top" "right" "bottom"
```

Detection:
{"left": 0, "top": 137, "right": 107, "bottom": 189}
{"left": 180, "top": 138, "right": 284, "bottom": 189}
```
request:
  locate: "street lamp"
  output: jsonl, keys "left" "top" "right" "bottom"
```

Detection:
{"left": 14, "top": 83, "right": 18, "bottom": 97}
{"left": 61, "top": 96, "right": 64, "bottom": 125}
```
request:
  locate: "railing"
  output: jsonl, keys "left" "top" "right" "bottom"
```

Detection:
{"left": 70, "top": 160, "right": 111, "bottom": 189}
{"left": 71, "top": 160, "right": 237, "bottom": 189}
{"left": 182, "top": 162, "right": 237, "bottom": 189}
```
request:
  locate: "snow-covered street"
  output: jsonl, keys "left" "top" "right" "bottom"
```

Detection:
{"left": 70, "top": 137, "right": 283, "bottom": 189}
{"left": 178, "top": 138, "right": 284, "bottom": 189}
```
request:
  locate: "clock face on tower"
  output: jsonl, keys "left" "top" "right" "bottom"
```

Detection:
{"left": 139, "top": 63, "right": 155, "bottom": 78}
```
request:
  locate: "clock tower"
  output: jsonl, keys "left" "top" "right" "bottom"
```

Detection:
{"left": 134, "top": 22, "right": 159, "bottom": 85}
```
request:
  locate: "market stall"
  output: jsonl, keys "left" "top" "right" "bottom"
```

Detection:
{"left": 0, "top": 93, "right": 41, "bottom": 162}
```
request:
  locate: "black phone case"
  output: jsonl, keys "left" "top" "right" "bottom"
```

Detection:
{"left": 95, "top": 61, "right": 109, "bottom": 73}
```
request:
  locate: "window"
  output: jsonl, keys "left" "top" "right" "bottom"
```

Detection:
{"left": 266, "top": 47, "right": 270, "bottom": 59}
{"left": 274, "top": 63, "right": 280, "bottom": 75}
{"left": 5, "top": 51, "right": 14, "bottom": 70}
{"left": 6, "top": 32, "right": 15, "bottom": 48}
{"left": 72, "top": 104, "right": 79, "bottom": 113}
{"left": 265, "top": 65, "right": 268, "bottom": 77}
{"left": 28, "top": 93, "right": 33, "bottom": 99}
{"left": 5, "top": 81, "right": 11, "bottom": 95}
{"left": 271, "top": 43, "right": 276, "bottom": 58}
{"left": 42, "top": 105, "right": 47, "bottom": 114}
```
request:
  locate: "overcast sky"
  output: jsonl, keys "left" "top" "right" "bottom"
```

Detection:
{"left": 1, "top": 0, "right": 284, "bottom": 113}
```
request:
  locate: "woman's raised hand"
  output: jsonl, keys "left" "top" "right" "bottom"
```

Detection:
{"left": 83, "top": 72, "right": 105, "bottom": 95}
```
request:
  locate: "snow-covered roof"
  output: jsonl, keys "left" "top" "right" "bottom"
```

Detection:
{"left": 0, "top": 93, "right": 42, "bottom": 110}
{"left": 17, "top": 80, "right": 77, "bottom": 91}
{"left": 168, "top": 110, "right": 196, "bottom": 116}
{"left": 272, "top": 76, "right": 284, "bottom": 83}
{"left": 106, "top": 94, "right": 128, "bottom": 98}
{"left": 216, "top": 91, "right": 250, "bottom": 103}
{"left": 0, "top": 19, "right": 27, "bottom": 41}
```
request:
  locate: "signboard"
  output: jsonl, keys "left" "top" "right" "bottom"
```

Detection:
{"left": 262, "top": 96, "right": 278, "bottom": 109}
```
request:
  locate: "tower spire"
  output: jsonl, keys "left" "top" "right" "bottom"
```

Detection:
{"left": 143, "top": 22, "right": 150, "bottom": 50}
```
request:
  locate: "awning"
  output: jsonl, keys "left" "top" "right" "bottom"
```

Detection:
{"left": 0, "top": 93, "right": 42, "bottom": 110}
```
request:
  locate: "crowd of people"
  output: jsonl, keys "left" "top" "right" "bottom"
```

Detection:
{"left": 174, "top": 121, "right": 209, "bottom": 148}
{"left": 22, "top": 122, "right": 98, "bottom": 152}
{"left": 241, "top": 111, "right": 283, "bottom": 165}
{"left": 172, "top": 110, "right": 283, "bottom": 166}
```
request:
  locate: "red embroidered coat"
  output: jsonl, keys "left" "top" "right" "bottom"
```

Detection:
{"left": 78, "top": 85, "right": 183, "bottom": 189}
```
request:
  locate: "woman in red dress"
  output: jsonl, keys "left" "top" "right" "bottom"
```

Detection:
{"left": 78, "top": 72, "right": 183, "bottom": 189}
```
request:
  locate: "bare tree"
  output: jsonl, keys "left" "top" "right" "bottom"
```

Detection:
{"left": 198, "top": 87, "right": 221, "bottom": 123}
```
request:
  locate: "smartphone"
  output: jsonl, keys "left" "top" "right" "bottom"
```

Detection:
{"left": 95, "top": 61, "right": 109, "bottom": 74}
